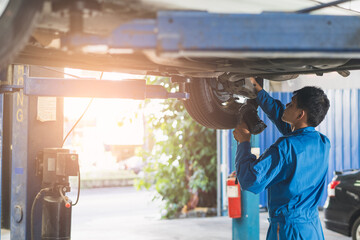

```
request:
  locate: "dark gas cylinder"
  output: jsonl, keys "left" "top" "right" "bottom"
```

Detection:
{"left": 42, "top": 195, "right": 72, "bottom": 240}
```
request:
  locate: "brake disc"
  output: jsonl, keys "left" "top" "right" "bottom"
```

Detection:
{"left": 218, "top": 73, "right": 257, "bottom": 99}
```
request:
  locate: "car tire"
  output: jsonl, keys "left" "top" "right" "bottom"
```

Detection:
{"left": 183, "top": 78, "right": 242, "bottom": 129}
{"left": 352, "top": 216, "right": 360, "bottom": 240}
{"left": 0, "top": 0, "right": 43, "bottom": 68}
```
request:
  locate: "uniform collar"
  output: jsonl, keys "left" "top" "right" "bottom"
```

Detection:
{"left": 290, "top": 126, "right": 315, "bottom": 135}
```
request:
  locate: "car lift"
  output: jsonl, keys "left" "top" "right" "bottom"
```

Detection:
{"left": 64, "top": 11, "right": 360, "bottom": 59}
{"left": 3, "top": 10, "right": 360, "bottom": 240}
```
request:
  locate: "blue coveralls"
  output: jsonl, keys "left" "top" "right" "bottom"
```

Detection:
{"left": 235, "top": 89, "right": 330, "bottom": 240}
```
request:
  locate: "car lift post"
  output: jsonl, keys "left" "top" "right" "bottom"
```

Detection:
{"left": 0, "top": 69, "right": 5, "bottom": 229}
{"left": 232, "top": 185, "right": 259, "bottom": 240}
{"left": 1, "top": 65, "right": 14, "bottom": 231}
{"left": 4, "top": 65, "right": 65, "bottom": 240}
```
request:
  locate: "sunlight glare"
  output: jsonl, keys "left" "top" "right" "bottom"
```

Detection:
{"left": 63, "top": 68, "right": 148, "bottom": 172}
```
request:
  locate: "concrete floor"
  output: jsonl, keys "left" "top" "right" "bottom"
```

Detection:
{"left": 1, "top": 187, "right": 351, "bottom": 239}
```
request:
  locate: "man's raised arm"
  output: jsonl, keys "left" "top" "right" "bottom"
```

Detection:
{"left": 250, "top": 78, "right": 291, "bottom": 135}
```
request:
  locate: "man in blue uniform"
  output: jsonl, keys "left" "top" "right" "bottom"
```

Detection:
{"left": 233, "top": 78, "right": 330, "bottom": 240}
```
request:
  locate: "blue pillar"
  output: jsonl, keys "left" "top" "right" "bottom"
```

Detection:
{"left": 10, "top": 66, "right": 64, "bottom": 240}
{"left": 0, "top": 69, "right": 4, "bottom": 239}
{"left": 232, "top": 191, "right": 259, "bottom": 240}
{"left": 230, "top": 134, "right": 260, "bottom": 240}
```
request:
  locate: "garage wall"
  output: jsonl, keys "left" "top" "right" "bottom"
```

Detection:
{"left": 258, "top": 89, "right": 360, "bottom": 207}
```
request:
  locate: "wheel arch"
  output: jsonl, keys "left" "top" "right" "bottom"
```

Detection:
{"left": 349, "top": 207, "right": 360, "bottom": 236}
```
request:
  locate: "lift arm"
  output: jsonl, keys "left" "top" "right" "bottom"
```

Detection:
{"left": 63, "top": 11, "right": 360, "bottom": 59}
{"left": 23, "top": 77, "right": 189, "bottom": 99}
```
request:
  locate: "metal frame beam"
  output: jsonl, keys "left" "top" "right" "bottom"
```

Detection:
{"left": 23, "top": 77, "right": 189, "bottom": 99}
{"left": 64, "top": 11, "right": 360, "bottom": 59}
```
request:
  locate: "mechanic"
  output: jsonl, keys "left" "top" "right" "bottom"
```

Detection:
{"left": 233, "top": 78, "right": 330, "bottom": 240}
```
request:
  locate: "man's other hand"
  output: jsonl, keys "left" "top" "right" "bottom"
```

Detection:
{"left": 233, "top": 122, "right": 251, "bottom": 143}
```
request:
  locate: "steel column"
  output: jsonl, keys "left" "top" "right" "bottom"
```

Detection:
{"left": 230, "top": 133, "right": 260, "bottom": 240}
{"left": 0, "top": 68, "right": 6, "bottom": 231}
{"left": 232, "top": 191, "right": 259, "bottom": 240}
{"left": 10, "top": 65, "right": 64, "bottom": 240}
{"left": 216, "top": 130, "right": 221, "bottom": 216}
{"left": 2, "top": 90, "right": 11, "bottom": 229}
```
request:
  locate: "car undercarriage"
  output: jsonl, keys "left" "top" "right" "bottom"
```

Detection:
{"left": 2, "top": 0, "right": 360, "bottom": 128}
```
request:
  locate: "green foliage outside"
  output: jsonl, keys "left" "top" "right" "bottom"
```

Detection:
{"left": 135, "top": 77, "right": 217, "bottom": 218}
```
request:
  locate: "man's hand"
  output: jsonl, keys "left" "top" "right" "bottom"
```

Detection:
{"left": 233, "top": 122, "right": 251, "bottom": 143}
{"left": 249, "top": 77, "right": 263, "bottom": 93}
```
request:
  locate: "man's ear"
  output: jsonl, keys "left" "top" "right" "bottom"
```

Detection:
{"left": 297, "top": 110, "right": 306, "bottom": 120}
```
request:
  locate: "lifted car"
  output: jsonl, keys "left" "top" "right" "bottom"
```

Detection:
{"left": 2, "top": 0, "right": 360, "bottom": 129}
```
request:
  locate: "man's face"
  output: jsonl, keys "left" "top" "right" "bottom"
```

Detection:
{"left": 281, "top": 96, "right": 303, "bottom": 124}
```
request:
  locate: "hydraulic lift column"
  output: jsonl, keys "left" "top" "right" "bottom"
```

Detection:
{"left": 231, "top": 135, "right": 260, "bottom": 240}
{"left": 9, "top": 65, "right": 64, "bottom": 240}
{"left": 1, "top": 67, "right": 10, "bottom": 230}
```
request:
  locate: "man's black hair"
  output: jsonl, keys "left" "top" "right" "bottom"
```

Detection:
{"left": 293, "top": 86, "right": 330, "bottom": 127}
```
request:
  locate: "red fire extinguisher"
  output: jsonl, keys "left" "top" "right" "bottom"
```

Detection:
{"left": 227, "top": 177, "right": 241, "bottom": 218}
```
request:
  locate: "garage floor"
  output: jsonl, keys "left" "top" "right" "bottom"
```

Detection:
{"left": 0, "top": 187, "right": 350, "bottom": 240}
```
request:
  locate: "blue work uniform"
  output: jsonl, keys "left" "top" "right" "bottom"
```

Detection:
{"left": 235, "top": 89, "right": 330, "bottom": 240}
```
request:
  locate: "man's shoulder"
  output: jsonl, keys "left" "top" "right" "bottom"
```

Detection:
{"left": 272, "top": 136, "right": 292, "bottom": 151}
{"left": 273, "top": 134, "right": 308, "bottom": 150}
{"left": 317, "top": 131, "right": 330, "bottom": 142}
{"left": 277, "top": 130, "right": 330, "bottom": 149}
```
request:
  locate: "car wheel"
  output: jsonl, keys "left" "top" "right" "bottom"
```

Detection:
{"left": 183, "top": 78, "right": 242, "bottom": 129}
{"left": 352, "top": 216, "right": 360, "bottom": 240}
{"left": 0, "top": 0, "right": 43, "bottom": 68}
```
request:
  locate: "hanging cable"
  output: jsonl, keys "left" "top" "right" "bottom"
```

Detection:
{"left": 71, "top": 168, "right": 81, "bottom": 206}
{"left": 61, "top": 71, "right": 104, "bottom": 207}
{"left": 62, "top": 72, "right": 103, "bottom": 147}
{"left": 59, "top": 187, "right": 71, "bottom": 208}
{"left": 61, "top": 98, "right": 94, "bottom": 148}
